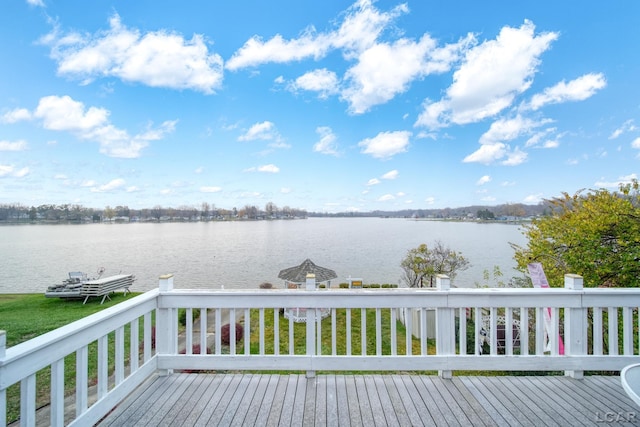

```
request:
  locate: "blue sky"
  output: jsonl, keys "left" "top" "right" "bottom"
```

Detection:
{"left": 1, "top": 0, "right": 639, "bottom": 212}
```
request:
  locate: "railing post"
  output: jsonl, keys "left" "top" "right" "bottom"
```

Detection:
{"left": 436, "top": 275, "right": 454, "bottom": 379}
{"left": 564, "top": 274, "right": 585, "bottom": 379}
{"left": 306, "top": 274, "right": 316, "bottom": 378}
{"left": 1, "top": 330, "right": 6, "bottom": 425}
{"left": 158, "top": 274, "right": 175, "bottom": 376}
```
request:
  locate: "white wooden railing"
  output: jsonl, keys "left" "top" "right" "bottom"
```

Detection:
{"left": 2, "top": 273, "right": 640, "bottom": 426}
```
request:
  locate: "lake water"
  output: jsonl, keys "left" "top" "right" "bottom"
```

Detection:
{"left": 0, "top": 218, "right": 528, "bottom": 293}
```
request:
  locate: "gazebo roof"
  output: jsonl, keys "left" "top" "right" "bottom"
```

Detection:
{"left": 278, "top": 258, "right": 337, "bottom": 284}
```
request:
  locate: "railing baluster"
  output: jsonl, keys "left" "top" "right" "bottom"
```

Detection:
{"left": 593, "top": 307, "right": 603, "bottom": 355}
{"left": 51, "top": 358, "right": 64, "bottom": 426}
{"left": 130, "top": 318, "right": 139, "bottom": 372}
{"left": 361, "top": 309, "right": 367, "bottom": 356}
{"left": 259, "top": 308, "right": 265, "bottom": 356}
{"left": 317, "top": 308, "right": 322, "bottom": 355}
{"left": 623, "top": 307, "right": 633, "bottom": 355}
{"left": 489, "top": 308, "right": 497, "bottom": 356}
{"left": 505, "top": 308, "right": 513, "bottom": 356}
{"left": 200, "top": 308, "right": 207, "bottom": 355}
{"left": 520, "top": 308, "right": 529, "bottom": 355}
{"left": 391, "top": 308, "right": 397, "bottom": 356}
{"left": 474, "top": 308, "right": 482, "bottom": 355}
{"left": 245, "top": 308, "right": 251, "bottom": 355}
{"left": 215, "top": 309, "right": 222, "bottom": 355}
{"left": 608, "top": 307, "right": 618, "bottom": 355}
{"left": 185, "top": 308, "right": 193, "bottom": 355}
{"left": 288, "top": 313, "right": 294, "bottom": 355}
{"left": 420, "top": 308, "right": 427, "bottom": 356}
{"left": 274, "top": 308, "right": 280, "bottom": 356}
{"left": 346, "top": 308, "right": 352, "bottom": 356}
{"left": 331, "top": 309, "right": 337, "bottom": 356}
{"left": 405, "top": 309, "right": 412, "bottom": 356}
{"left": 20, "top": 373, "right": 36, "bottom": 427}
{"left": 459, "top": 308, "right": 467, "bottom": 356}
{"left": 536, "top": 307, "right": 545, "bottom": 355}
{"left": 97, "top": 335, "right": 108, "bottom": 399}
{"left": 76, "top": 345, "right": 88, "bottom": 417}
{"left": 376, "top": 308, "right": 382, "bottom": 356}
{"left": 115, "top": 326, "right": 125, "bottom": 385}
{"left": 144, "top": 312, "right": 152, "bottom": 362}
{"left": 550, "top": 308, "right": 559, "bottom": 355}
{"left": 230, "top": 309, "right": 237, "bottom": 355}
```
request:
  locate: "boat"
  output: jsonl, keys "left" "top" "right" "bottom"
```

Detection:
{"left": 45, "top": 268, "right": 136, "bottom": 303}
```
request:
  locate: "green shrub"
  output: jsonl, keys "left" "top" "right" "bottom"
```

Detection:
{"left": 178, "top": 308, "right": 201, "bottom": 326}
{"left": 339, "top": 283, "right": 349, "bottom": 288}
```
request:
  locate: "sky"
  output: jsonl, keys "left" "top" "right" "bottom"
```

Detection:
{"left": 1, "top": 1, "right": 639, "bottom": 213}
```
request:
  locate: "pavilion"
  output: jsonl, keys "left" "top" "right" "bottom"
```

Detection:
{"left": 277, "top": 258, "right": 337, "bottom": 289}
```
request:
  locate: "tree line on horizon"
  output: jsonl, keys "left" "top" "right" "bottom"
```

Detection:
{"left": 0, "top": 200, "right": 550, "bottom": 223}
{"left": 0, "top": 202, "right": 308, "bottom": 223}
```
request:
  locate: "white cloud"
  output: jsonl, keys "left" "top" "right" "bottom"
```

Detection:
{"left": 280, "top": 187, "right": 291, "bottom": 194}
{"left": 528, "top": 73, "right": 606, "bottom": 111}
{"left": 313, "top": 126, "right": 340, "bottom": 156}
{"left": 35, "top": 95, "right": 109, "bottom": 132}
{"left": 476, "top": 175, "right": 491, "bottom": 185}
{"left": 1, "top": 108, "right": 32, "bottom": 123}
{"left": 245, "top": 164, "right": 280, "bottom": 173}
{"left": 228, "top": 0, "right": 464, "bottom": 113}
{"left": 381, "top": 170, "right": 398, "bottom": 180}
{"left": 91, "top": 178, "right": 126, "bottom": 193}
{"left": 13, "top": 167, "right": 30, "bottom": 178}
{"left": 200, "top": 186, "right": 222, "bottom": 193}
{"left": 226, "top": 0, "right": 406, "bottom": 70}
{"left": 594, "top": 174, "right": 637, "bottom": 188}
{"left": 610, "top": 120, "right": 637, "bottom": 140}
{"left": 291, "top": 69, "right": 339, "bottom": 99}
{"left": 0, "top": 165, "right": 30, "bottom": 178}
{"left": 479, "top": 115, "right": 543, "bottom": 145}
{"left": 424, "top": 197, "right": 435, "bottom": 205}
{"left": 463, "top": 143, "right": 506, "bottom": 165}
{"left": 464, "top": 115, "right": 543, "bottom": 165}
{"left": 358, "top": 130, "right": 411, "bottom": 159}
{"left": 631, "top": 137, "right": 640, "bottom": 149}
{"left": 0, "top": 140, "right": 28, "bottom": 151}
{"left": 26, "top": 0, "right": 45, "bottom": 6}
{"left": 42, "top": 14, "right": 223, "bottom": 94}
{"left": 238, "top": 121, "right": 279, "bottom": 141}
{"left": 416, "top": 20, "right": 558, "bottom": 128}
{"left": 367, "top": 178, "right": 381, "bottom": 186}
{"left": 523, "top": 193, "right": 544, "bottom": 204}
{"left": 342, "top": 34, "right": 472, "bottom": 114}
{"left": 26, "top": 95, "right": 175, "bottom": 158}
{"left": 377, "top": 194, "right": 395, "bottom": 202}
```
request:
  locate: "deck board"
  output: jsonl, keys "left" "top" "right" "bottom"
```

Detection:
{"left": 98, "top": 374, "right": 638, "bottom": 427}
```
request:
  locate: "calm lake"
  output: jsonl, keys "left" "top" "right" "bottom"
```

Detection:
{"left": 0, "top": 218, "right": 528, "bottom": 293}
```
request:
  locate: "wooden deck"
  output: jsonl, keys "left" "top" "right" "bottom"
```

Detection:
{"left": 98, "top": 373, "right": 639, "bottom": 426}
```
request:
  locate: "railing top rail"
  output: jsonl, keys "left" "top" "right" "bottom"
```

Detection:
{"left": 157, "top": 287, "right": 640, "bottom": 309}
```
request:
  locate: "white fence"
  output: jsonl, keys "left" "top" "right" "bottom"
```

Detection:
{"left": 2, "top": 273, "right": 640, "bottom": 426}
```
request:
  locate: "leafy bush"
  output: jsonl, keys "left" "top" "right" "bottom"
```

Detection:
{"left": 259, "top": 282, "right": 274, "bottom": 289}
{"left": 339, "top": 283, "right": 349, "bottom": 288}
{"left": 178, "top": 308, "right": 201, "bottom": 326}
{"left": 221, "top": 322, "right": 244, "bottom": 345}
